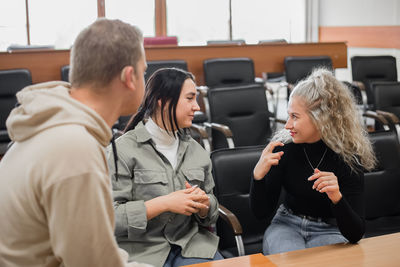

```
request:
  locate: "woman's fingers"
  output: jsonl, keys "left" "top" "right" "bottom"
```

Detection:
{"left": 265, "top": 141, "right": 285, "bottom": 153}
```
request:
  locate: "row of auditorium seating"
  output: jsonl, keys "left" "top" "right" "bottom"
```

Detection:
{"left": 1, "top": 55, "right": 399, "bottom": 156}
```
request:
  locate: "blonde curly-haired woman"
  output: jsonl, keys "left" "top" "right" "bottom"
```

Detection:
{"left": 250, "top": 68, "right": 376, "bottom": 255}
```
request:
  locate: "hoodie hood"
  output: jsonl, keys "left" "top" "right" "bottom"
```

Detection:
{"left": 6, "top": 81, "right": 112, "bottom": 147}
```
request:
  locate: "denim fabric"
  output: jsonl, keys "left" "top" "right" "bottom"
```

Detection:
{"left": 263, "top": 204, "right": 348, "bottom": 255}
{"left": 163, "top": 245, "right": 224, "bottom": 267}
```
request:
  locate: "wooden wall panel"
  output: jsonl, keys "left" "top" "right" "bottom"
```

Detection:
{"left": 0, "top": 42, "right": 347, "bottom": 85}
{"left": 319, "top": 26, "right": 400, "bottom": 49}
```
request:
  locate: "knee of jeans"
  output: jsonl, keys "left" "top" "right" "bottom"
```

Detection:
{"left": 262, "top": 232, "right": 270, "bottom": 255}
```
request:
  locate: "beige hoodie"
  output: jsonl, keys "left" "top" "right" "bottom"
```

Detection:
{"left": 0, "top": 82, "right": 148, "bottom": 267}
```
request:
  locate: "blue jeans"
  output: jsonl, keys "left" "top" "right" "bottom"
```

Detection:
{"left": 163, "top": 245, "right": 224, "bottom": 267}
{"left": 263, "top": 204, "right": 348, "bottom": 255}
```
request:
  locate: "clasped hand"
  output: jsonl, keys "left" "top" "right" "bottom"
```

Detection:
{"left": 165, "top": 182, "right": 210, "bottom": 217}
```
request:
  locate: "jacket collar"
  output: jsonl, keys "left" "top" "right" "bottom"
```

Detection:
{"left": 135, "top": 121, "right": 191, "bottom": 143}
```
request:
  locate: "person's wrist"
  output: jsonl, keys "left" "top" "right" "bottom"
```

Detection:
{"left": 331, "top": 192, "right": 342, "bottom": 204}
{"left": 253, "top": 170, "right": 264, "bottom": 180}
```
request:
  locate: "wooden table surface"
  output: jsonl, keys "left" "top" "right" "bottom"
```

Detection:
{"left": 268, "top": 232, "right": 400, "bottom": 267}
{"left": 185, "top": 232, "right": 400, "bottom": 267}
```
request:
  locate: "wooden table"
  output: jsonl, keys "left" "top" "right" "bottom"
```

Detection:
{"left": 268, "top": 232, "right": 400, "bottom": 267}
{"left": 185, "top": 253, "right": 275, "bottom": 267}
{"left": 185, "top": 232, "right": 400, "bottom": 267}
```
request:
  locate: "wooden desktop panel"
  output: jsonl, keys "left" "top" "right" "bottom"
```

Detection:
{"left": 267, "top": 232, "right": 400, "bottom": 267}
{"left": 185, "top": 232, "right": 400, "bottom": 267}
{"left": 0, "top": 42, "right": 347, "bottom": 85}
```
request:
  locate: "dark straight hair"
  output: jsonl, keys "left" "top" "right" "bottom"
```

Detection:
{"left": 124, "top": 67, "right": 195, "bottom": 137}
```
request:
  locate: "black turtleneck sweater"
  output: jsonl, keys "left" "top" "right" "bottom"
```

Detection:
{"left": 250, "top": 140, "right": 365, "bottom": 243}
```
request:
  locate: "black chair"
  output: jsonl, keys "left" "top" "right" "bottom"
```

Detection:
{"left": 145, "top": 60, "right": 188, "bottom": 82}
{"left": 284, "top": 56, "right": 333, "bottom": 86}
{"left": 364, "top": 129, "right": 400, "bottom": 237}
{"left": 0, "top": 69, "right": 32, "bottom": 155}
{"left": 351, "top": 56, "right": 398, "bottom": 109}
{"left": 370, "top": 81, "right": 400, "bottom": 116}
{"left": 200, "top": 57, "right": 277, "bottom": 134}
{"left": 284, "top": 56, "right": 333, "bottom": 99}
{"left": 203, "top": 57, "right": 255, "bottom": 88}
{"left": 211, "top": 145, "right": 270, "bottom": 258}
{"left": 207, "top": 84, "right": 283, "bottom": 150}
{"left": 61, "top": 65, "right": 70, "bottom": 82}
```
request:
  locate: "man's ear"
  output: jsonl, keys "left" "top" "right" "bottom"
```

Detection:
{"left": 120, "top": 66, "right": 136, "bottom": 90}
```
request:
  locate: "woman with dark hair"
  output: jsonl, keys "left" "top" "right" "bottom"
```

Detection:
{"left": 107, "top": 68, "right": 222, "bottom": 267}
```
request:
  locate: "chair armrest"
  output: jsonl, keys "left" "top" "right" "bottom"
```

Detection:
{"left": 376, "top": 110, "right": 400, "bottom": 144}
{"left": 218, "top": 204, "right": 245, "bottom": 256}
{"left": 204, "top": 122, "right": 233, "bottom": 138}
{"left": 204, "top": 122, "right": 235, "bottom": 148}
{"left": 190, "top": 123, "right": 211, "bottom": 152}
{"left": 376, "top": 110, "right": 400, "bottom": 124}
{"left": 363, "top": 110, "right": 390, "bottom": 131}
{"left": 196, "top": 85, "right": 209, "bottom": 97}
{"left": 218, "top": 205, "right": 243, "bottom": 235}
{"left": 271, "top": 118, "right": 287, "bottom": 125}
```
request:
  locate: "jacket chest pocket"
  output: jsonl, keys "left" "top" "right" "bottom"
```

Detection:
{"left": 182, "top": 168, "right": 205, "bottom": 188}
{"left": 133, "top": 169, "right": 169, "bottom": 200}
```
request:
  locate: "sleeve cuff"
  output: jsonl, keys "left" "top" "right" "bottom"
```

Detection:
{"left": 126, "top": 200, "right": 148, "bottom": 239}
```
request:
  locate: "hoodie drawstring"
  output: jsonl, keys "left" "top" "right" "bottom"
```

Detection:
{"left": 111, "top": 134, "right": 119, "bottom": 181}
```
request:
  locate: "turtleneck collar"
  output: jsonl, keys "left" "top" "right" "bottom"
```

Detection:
{"left": 145, "top": 117, "right": 178, "bottom": 147}
{"left": 301, "top": 139, "right": 327, "bottom": 153}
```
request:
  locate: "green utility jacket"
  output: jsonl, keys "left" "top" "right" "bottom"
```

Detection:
{"left": 107, "top": 122, "right": 219, "bottom": 267}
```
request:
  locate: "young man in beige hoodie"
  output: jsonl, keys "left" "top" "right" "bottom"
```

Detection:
{"left": 0, "top": 19, "right": 149, "bottom": 267}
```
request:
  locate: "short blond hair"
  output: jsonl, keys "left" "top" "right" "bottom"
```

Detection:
{"left": 70, "top": 18, "right": 143, "bottom": 88}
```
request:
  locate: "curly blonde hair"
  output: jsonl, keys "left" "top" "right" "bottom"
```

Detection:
{"left": 273, "top": 68, "right": 376, "bottom": 172}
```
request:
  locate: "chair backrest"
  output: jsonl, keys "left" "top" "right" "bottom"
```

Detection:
{"left": 0, "top": 69, "right": 32, "bottom": 132}
{"left": 284, "top": 56, "right": 333, "bottom": 85}
{"left": 211, "top": 145, "right": 269, "bottom": 257}
{"left": 145, "top": 60, "right": 188, "bottom": 82}
{"left": 371, "top": 81, "right": 400, "bottom": 116}
{"left": 203, "top": 57, "right": 255, "bottom": 88}
{"left": 7, "top": 45, "right": 55, "bottom": 52}
{"left": 258, "top": 39, "right": 287, "bottom": 44}
{"left": 365, "top": 130, "right": 400, "bottom": 237}
{"left": 208, "top": 84, "right": 272, "bottom": 150}
{"left": 61, "top": 65, "right": 70, "bottom": 82}
{"left": 207, "top": 39, "right": 246, "bottom": 46}
{"left": 351, "top": 56, "right": 398, "bottom": 106}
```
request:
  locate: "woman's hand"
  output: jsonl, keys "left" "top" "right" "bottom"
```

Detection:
{"left": 253, "top": 141, "right": 284, "bottom": 180}
{"left": 163, "top": 187, "right": 209, "bottom": 216}
{"left": 308, "top": 168, "right": 342, "bottom": 204}
{"left": 185, "top": 181, "right": 210, "bottom": 218}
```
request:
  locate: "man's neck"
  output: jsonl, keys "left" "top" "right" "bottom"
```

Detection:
{"left": 70, "top": 86, "right": 121, "bottom": 128}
